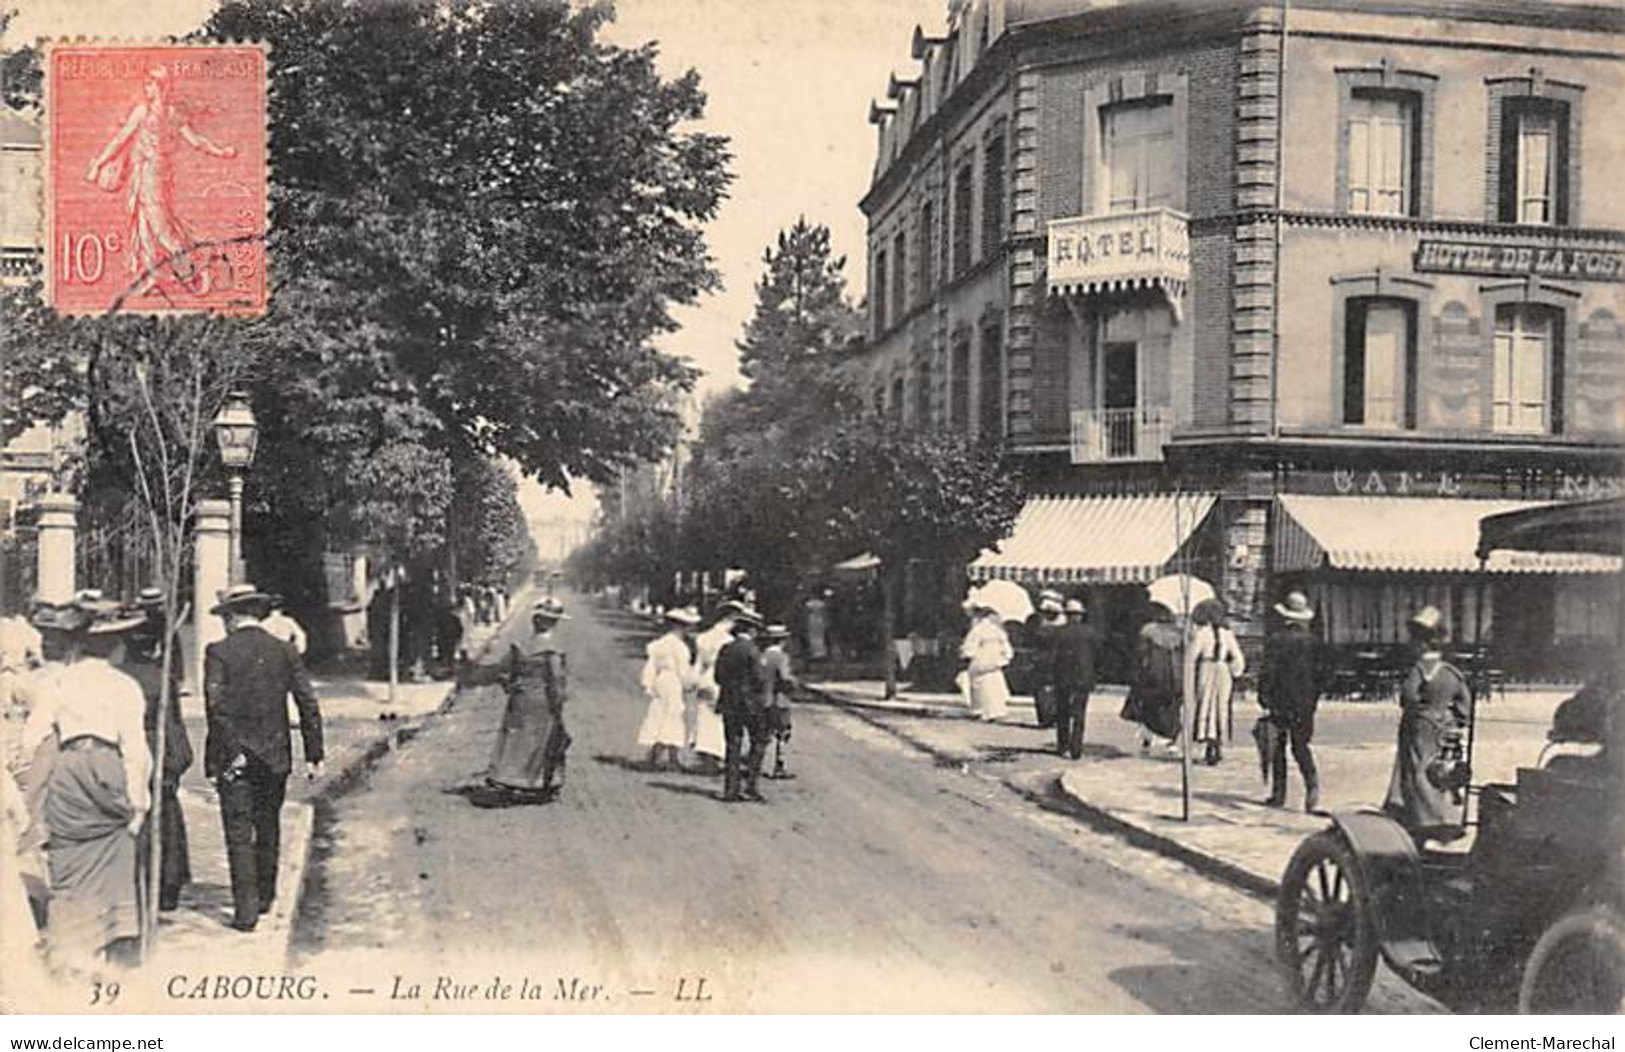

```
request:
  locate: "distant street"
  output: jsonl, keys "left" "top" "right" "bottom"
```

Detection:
{"left": 282, "top": 595, "right": 1438, "bottom": 1013}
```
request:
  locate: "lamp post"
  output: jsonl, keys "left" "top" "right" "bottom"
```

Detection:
{"left": 212, "top": 390, "right": 259, "bottom": 585}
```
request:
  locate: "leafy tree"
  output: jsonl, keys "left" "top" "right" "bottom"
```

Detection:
{"left": 451, "top": 458, "right": 536, "bottom": 590}
{"left": 785, "top": 423, "right": 1026, "bottom": 696}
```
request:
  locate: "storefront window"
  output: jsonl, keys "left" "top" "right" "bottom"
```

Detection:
{"left": 1554, "top": 577, "right": 1617, "bottom": 642}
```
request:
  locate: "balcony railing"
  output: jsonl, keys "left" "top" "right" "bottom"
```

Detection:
{"left": 1047, "top": 208, "right": 1190, "bottom": 307}
{"left": 1070, "top": 406, "right": 1174, "bottom": 464}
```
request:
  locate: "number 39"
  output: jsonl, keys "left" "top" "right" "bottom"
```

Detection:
{"left": 90, "top": 980, "right": 120, "bottom": 1005}
{"left": 59, "top": 232, "right": 122, "bottom": 285}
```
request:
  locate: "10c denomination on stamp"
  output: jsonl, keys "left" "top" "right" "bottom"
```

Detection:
{"left": 45, "top": 43, "right": 268, "bottom": 316}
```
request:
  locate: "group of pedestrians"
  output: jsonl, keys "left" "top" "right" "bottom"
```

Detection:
{"left": 636, "top": 600, "right": 796, "bottom": 802}
{"left": 0, "top": 581, "right": 324, "bottom": 979}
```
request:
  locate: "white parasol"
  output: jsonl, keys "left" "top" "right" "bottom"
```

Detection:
{"left": 1145, "top": 573, "right": 1215, "bottom": 618}
{"left": 966, "top": 580, "right": 1034, "bottom": 623}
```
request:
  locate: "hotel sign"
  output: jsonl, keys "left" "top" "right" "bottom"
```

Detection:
{"left": 1047, "top": 208, "right": 1190, "bottom": 300}
{"left": 1415, "top": 240, "right": 1625, "bottom": 282}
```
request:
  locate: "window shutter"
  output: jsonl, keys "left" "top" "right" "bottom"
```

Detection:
{"left": 1344, "top": 303, "right": 1367, "bottom": 424}
{"left": 1497, "top": 101, "right": 1519, "bottom": 224}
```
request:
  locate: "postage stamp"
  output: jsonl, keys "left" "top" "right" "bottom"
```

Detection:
{"left": 44, "top": 43, "right": 268, "bottom": 316}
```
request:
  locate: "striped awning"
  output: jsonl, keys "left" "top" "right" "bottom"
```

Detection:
{"left": 1274, "top": 495, "right": 1623, "bottom": 575}
{"left": 969, "top": 493, "right": 1217, "bottom": 585}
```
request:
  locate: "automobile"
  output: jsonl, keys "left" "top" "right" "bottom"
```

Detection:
{"left": 1274, "top": 496, "right": 1624, "bottom": 1014}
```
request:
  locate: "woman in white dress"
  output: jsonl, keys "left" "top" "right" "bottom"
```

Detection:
{"left": 1185, "top": 598, "right": 1246, "bottom": 766}
{"left": 636, "top": 608, "right": 698, "bottom": 769}
{"left": 687, "top": 605, "right": 734, "bottom": 769}
{"left": 960, "top": 605, "right": 1014, "bottom": 721}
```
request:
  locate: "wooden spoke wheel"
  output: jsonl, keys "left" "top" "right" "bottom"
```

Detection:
{"left": 1519, "top": 906, "right": 1625, "bottom": 1015}
{"left": 1276, "top": 831, "right": 1379, "bottom": 1013}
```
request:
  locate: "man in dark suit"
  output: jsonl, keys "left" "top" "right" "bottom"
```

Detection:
{"left": 204, "top": 583, "right": 324, "bottom": 931}
{"left": 1261, "top": 591, "right": 1323, "bottom": 813}
{"left": 1052, "top": 597, "right": 1101, "bottom": 759}
{"left": 715, "top": 609, "right": 767, "bottom": 803}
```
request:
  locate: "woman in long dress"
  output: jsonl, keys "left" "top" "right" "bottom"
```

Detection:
{"left": 20, "top": 598, "right": 151, "bottom": 972}
{"left": 688, "top": 606, "right": 733, "bottom": 769}
{"left": 637, "top": 608, "right": 698, "bottom": 769}
{"left": 960, "top": 606, "right": 1013, "bottom": 721}
{"left": 1124, "top": 603, "right": 1184, "bottom": 753}
{"left": 460, "top": 597, "right": 572, "bottom": 804}
{"left": 1186, "top": 599, "right": 1246, "bottom": 766}
{"left": 1383, "top": 606, "right": 1471, "bottom": 836}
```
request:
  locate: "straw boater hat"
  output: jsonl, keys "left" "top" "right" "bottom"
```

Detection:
{"left": 1038, "top": 588, "right": 1064, "bottom": 614}
{"left": 763, "top": 623, "right": 790, "bottom": 640}
{"left": 532, "top": 597, "right": 570, "bottom": 621}
{"left": 210, "top": 582, "right": 275, "bottom": 616}
{"left": 1408, "top": 605, "right": 1445, "bottom": 636}
{"left": 1273, "top": 591, "right": 1315, "bottom": 622}
{"left": 664, "top": 606, "right": 701, "bottom": 626}
{"left": 136, "top": 586, "right": 164, "bottom": 608}
{"left": 1064, "top": 597, "right": 1086, "bottom": 615}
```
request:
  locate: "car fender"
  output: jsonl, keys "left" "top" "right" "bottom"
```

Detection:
{"left": 1327, "top": 810, "right": 1442, "bottom": 975}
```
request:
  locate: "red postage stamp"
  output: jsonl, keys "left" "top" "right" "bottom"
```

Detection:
{"left": 45, "top": 44, "right": 268, "bottom": 316}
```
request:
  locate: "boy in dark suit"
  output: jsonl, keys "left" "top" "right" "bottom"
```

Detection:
{"left": 204, "top": 584, "right": 324, "bottom": 931}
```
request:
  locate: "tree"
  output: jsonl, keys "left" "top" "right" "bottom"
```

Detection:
{"left": 206, "top": 0, "right": 732, "bottom": 491}
{"left": 786, "top": 423, "right": 1026, "bottom": 696}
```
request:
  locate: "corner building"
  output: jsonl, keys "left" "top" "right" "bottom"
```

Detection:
{"left": 855, "top": 0, "right": 1624, "bottom": 680}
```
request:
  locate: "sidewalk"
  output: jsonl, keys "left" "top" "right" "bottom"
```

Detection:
{"left": 151, "top": 622, "right": 502, "bottom": 973}
{"left": 804, "top": 677, "right": 1572, "bottom": 898}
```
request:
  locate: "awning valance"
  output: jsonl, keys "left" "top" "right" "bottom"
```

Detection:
{"left": 1274, "top": 495, "right": 1623, "bottom": 575}
{"left": 969, "top": 493, "right": 1216, "bottom": 585}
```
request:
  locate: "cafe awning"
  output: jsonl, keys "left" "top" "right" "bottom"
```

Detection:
{"left": 1274, "top": 495, "right": 1623, "bottom": 575}
{"left": 968, "top": 493, "right": 1216, "bottom": 585}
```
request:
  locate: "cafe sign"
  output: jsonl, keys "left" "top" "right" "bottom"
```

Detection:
{"left": 1415, "top": 239, "right": 1625, "bottom": 282}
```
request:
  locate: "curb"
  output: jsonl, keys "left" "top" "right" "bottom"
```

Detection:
{"left": 807, "top": 682, "right": 1283, "bottom": 903}
{"left": 1051, "top": 772, "right": 1281, "bottom": 901}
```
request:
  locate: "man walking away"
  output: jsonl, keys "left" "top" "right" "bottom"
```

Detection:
{"left": 204, "top": 584, "right": 324, "bottom": 932}
{"left": 1261, "top": 591, "right": 1322, "bottom": 813}
{"left": 715, "top": 608, "right": 767, "bottom": 803}
{"left": 1053, "top": 598, "right": 1101, "bottom": 759}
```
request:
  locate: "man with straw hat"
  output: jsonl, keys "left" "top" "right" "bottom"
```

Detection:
{"left": 715, "top": 605, "right": 768, "bottom": 802}
{"left": 1260, "top": 591, "right": 1323, "bottom": 812}
{"left": 760, "top": 623, "right": 796, "bottom": 779}
{"left": 205, "top": 583, "right": 324, "bottom": 932}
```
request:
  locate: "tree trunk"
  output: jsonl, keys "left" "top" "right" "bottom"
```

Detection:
{"left": 881, "top": 562, "right": 899, "bottom": 700}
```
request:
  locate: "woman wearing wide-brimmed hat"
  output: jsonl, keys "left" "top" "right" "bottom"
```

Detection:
{"left": 460, "top": 597, "right": 573, "bottom": 804}
{"left": 1383, "top": 605, "right": 1471, "bottom": 837}
{"left": 1185, "top": 598, "right": 1246, "bottom": 766}
{"left": 959, "top": 603, "right": 1013, "bottom": 721}
{"left": 637, "top": 607, "right": 699, "bottom": 769}
{"left": 19, "top": 592, "right": 152, "bottom": 971}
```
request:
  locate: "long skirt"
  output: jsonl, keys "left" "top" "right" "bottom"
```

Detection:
{"left": 1191, "top": 665, "right": 1232, "bottom": 744}
{"left": 489, "top": 691, "right": 570, "bottom": 792}
{"left": 43, "top": 743, "right": 140, "bottom": 967}
{"left": 686, "top": 693, "right": 726, "bottom": 760}
{"left": 966, "top": 669, "right": 1010, "bottom": 720}
{"left": 1383, "top": 712, "right": 1462, "bottom": 831}
{"left": 636, "top": 676, "right": 688, "bottom": 751}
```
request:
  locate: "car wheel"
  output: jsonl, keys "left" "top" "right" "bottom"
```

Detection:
{"left": 1519, "top": 906, "right": 1625, "bottom": 1014}
{"left": 1276, "top": 830, "right": 1380, "bottom": 1013}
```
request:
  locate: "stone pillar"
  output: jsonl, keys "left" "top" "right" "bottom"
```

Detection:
{"left": 35, "top": 493, "right": 78, "bottom": 603}
{"left": 192, "top": 500, "right": 232, "bottom": 704}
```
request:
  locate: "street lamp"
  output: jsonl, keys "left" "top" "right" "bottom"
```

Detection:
{"left": 212, "top": 390, "right": 258, "bottom": 585}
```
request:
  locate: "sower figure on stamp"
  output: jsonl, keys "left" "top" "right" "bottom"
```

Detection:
{"left": 204, "top": 584, "right": 324, "bottom": 933}
{"left": 715, "top": 608, "right": 768, "bottom": 803}
{"left": 122, "top": 586, "right": 192, "bottom": 912}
